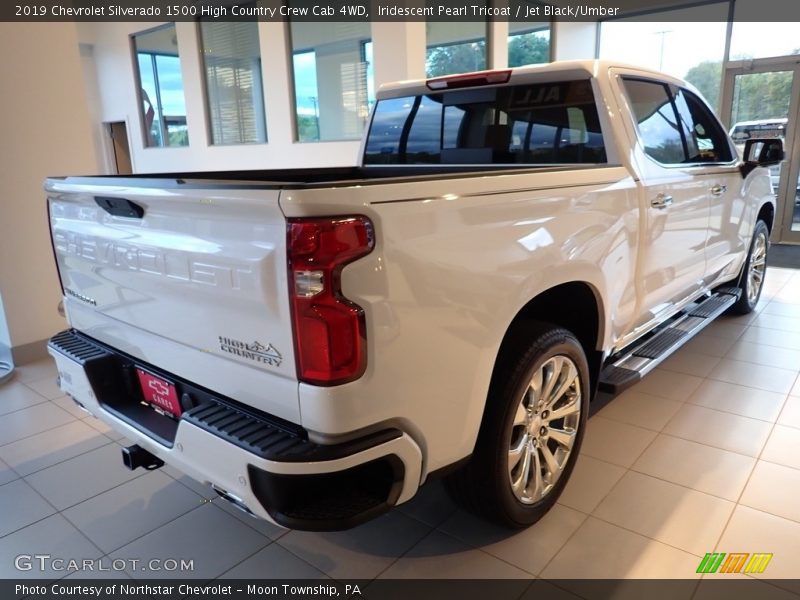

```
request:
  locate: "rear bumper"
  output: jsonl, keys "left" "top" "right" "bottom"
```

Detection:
{"left": 48, "top": 330, "right": 422, "bottom": 531}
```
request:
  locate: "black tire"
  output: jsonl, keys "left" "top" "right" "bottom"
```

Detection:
{"left": 730, "top": 220, "right": 769, "bottom": 315}
{"left": 445, "top": 322, "right": 590, "bottom": 528}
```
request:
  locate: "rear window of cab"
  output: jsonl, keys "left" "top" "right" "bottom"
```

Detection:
{"left": 364, "top": 80, "right": 607, "bottom": 166}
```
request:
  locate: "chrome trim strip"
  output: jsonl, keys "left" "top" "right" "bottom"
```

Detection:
{"left": 370, "top": 179, "right": 624, "bottom": 205}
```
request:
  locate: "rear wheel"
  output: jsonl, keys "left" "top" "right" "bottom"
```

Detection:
{"left": 445, "top": 323, "right": 589, "bottom": 527}
{"left": 730, "top": 220, "right": 769, "bottom": 315}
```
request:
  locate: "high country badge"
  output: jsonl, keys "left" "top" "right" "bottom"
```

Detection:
{"left": 219, "top": 337, "right": 282, "bottom": 367}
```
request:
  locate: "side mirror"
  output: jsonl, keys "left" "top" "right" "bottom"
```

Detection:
{"left": 740, "top": 138, "right": 784, "bottom": 178}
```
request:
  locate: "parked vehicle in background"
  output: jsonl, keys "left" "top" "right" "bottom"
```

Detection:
{"left": 730, "top": 118, "right": 797, "bottom": 201}
{"left": 730, "top": 118, "right": 787, "bottom": 152}
{"left": 46, "top": 61, "right": 780, "bottom": 531}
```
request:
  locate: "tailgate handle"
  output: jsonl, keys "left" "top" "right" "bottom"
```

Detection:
{"left": 95, "top": 196, "right": 145, "bottom": 219}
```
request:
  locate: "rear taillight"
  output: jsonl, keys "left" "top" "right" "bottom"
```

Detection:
{"left": 287, "top": 216, "right": 374, "bottom": 386}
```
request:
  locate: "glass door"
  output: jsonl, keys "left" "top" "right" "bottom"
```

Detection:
{"left": 721, "top": 61, "right": 800, "bottom": 243}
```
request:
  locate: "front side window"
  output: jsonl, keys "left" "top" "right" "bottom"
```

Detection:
{"left": 199, "top": 19, "right": 266, "bottom": 145}
{"left": 289, "top": 20, "right": 374, "bottom": 142}
{"left": 364, "top": 80, "right": 607, "bottom": 165}
{"left": 623, "top": 78, "right": 684, "bottom": 164}
{"left": 624, "top": 78, "right": 732, "bottom": 165}
{"left": 672, "top": 89, "right": 733, "bottom": 162}
{"left": 133, "top": 25, "right": 189, "bottom": 148}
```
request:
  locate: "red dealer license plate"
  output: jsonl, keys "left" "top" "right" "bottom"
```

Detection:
{"left": 136, "top": 368, "right": 182, "bottom": 418}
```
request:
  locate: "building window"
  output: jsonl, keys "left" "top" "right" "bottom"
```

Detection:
{"left": 289, "top": 21, "right": 374, "bottom": 142}
{"left": 731, "top": 0, "right": 800, "bottom": 60}
{"left": 508, "top": 22, "right": 551, "bottom": 68}
{"left": 598, "top": 3, "right": 728, "bottom": 111}
{"left": 426, "top": 20, "right": 487, "bottom": 77}
{"left": 133, "top": 25, "right": 189, "bottom": 147}
{"left": 199, "top": 19, "right": 266, "bottom": 145}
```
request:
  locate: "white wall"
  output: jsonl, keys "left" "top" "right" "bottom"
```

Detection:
{"left": 79, "top": 43, "right": 111, "bottom": 174}
{"left": 0, "top": 23, "right": 97, "bottom": 354}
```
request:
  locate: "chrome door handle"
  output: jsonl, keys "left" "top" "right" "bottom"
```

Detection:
{"left": 651, "top": 193, "right": 673, "bottom": 209}
{"left": 710, "top": 184, "right": 727, "bottom": 197}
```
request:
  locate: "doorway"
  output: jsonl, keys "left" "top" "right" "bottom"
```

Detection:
{"left": 106, "top": 121, "right": 133, "bottom": 175}
{"left": 721, "top": 58, "right": 800, "bottom": 244}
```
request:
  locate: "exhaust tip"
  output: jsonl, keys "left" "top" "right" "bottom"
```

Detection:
{"left": 212, "top": 484, "right": 257, "bottom": 518}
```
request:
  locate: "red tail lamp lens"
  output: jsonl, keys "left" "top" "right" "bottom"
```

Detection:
{"left": 287, "top": 216, "right": 374, "bottom": 385}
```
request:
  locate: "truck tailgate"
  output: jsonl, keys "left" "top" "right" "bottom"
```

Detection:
{"left": 46, "top": 178, "right": 300, "bottom": 423}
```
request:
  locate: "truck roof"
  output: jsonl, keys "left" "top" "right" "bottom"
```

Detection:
{"left": 376, "top": 59, "right": 689, "bottom": 99}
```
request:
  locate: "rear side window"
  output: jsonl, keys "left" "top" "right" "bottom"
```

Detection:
{"left": 623, "top": 77, "right": 733, "bottom": 165}
{"left": 364, "top": 80, "right": 607, "bottom": 165}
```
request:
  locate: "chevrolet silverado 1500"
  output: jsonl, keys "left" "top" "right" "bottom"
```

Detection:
{"left": 46, "top": 60, "right": 782, "bottom": 531}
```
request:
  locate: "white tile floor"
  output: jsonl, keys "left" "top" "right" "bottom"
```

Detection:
{"left": 1, "top": 268, "right": 800, "bottom": 590}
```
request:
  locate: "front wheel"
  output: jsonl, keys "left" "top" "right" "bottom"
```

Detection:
{"left": 445, "top": 323, "right": 589, "bottom": 528}
{"left": 730, "top": 220, "right": 769, "bottom": 315}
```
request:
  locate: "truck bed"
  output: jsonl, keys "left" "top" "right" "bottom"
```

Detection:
{"left": 52, "top": 164, "right": 607, "bottom": 190}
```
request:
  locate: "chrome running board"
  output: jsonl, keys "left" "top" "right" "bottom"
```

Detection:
{"left": 598, "top": 288, "right": 740, "bottom": 395}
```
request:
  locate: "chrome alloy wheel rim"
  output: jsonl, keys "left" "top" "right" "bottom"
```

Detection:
{"left": 748, "top": 231, "right": 767, "bottom": 305}
{"left": 508, "top": 355, "right": 582, "bottom": 504}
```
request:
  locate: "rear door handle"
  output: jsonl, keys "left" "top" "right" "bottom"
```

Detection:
{"left": 710, "top": 184, "right": 727, "bottom": 197}
{"left": 651, "top": 193, "right": 673, "bottom": 209}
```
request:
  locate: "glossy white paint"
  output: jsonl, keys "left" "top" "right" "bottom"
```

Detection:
{"left": 46, "top": 179, "right": 301, "bottom": 422}
{"left": 604, "top": 65, "right": 763, "bottom": 342}
{"left": 47, "top": 60, "right": 774, "bottom": 493}
{"left": 282, "top": 167, "right": 640, "bottom": 470}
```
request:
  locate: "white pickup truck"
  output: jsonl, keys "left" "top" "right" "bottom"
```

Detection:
{"left": 46, "top": 60, "right": 782, "bottom": 531}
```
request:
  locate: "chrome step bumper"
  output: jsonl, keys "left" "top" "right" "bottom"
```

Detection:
{"left": 48, "top": 329, "right": 423, "bottom": 531}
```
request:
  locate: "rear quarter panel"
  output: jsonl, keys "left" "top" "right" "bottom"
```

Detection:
{"left": 281, "top": 167, "right": 639, "bottom": 473}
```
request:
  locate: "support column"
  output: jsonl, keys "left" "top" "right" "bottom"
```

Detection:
{"left": 371, "top": 21, "right": 426, "bottom": 87}
{"left": 553, "top": 22, "right": 598, "bottom": 61}
{"left": 260, "top": 20, "right": 297, "bottom": 145}
{"left": 489, "top": 19, "right": 509, "bottom": 69}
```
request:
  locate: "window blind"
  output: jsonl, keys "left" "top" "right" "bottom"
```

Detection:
{"left": 200, "top": 19, "right": 267, "bottom": 145}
